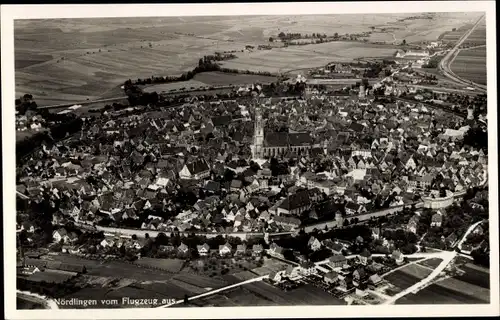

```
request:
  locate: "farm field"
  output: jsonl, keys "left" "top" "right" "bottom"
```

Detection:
{"left": 451, "top": 46, "right": 487, "bottom": 85}
{"left": 42, "top": 254, "right": 177, "bottom": 281}
{"left": 141, "top": 72, "right": 277, "bottom": 93}
{"left": 395, "top": 279, "right": 488, "bottom": 305}
{"left": 417, "top": 258, "right": 443, "bottom": 269}
{"left": 461, "top": 20, "right": 487, "bottom": 46}
{"left": 193, "top": 72, "right": 277, "bottom": 86}
{"left": 455, "top": 264, "right": 490, "bottom": 289}
{"left": 142, "top": 80, "right": 209, "bottom": 93}
{"left": 384, "top": 270, "right": 422, "bottom": 291}
{"left": 393, "top": 262, "right": 490, "bottom": 305}
{"left": 133, "top": 258, "right": 185, "bottom": 273}
{"left": 220, "top": 41, "right": 399, "bottom": 73}
{"left": 15, "top": 13, "right": 478, "bottom": 106}
{"left": 17, "top": 297, "right": 46, "bottom": 310}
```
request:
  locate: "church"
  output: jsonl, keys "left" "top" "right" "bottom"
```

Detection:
{"left": 251, "top": 108, "right": 313, "bottom": 159}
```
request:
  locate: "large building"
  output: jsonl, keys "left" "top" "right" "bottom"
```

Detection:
{"left": 251, "top": 108, "right": 313, "bottom": 159}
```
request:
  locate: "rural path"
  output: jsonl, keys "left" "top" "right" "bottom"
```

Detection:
{"left": 438, "top": 14, "right": 486, "bottom": 92}
{"left": 157, "top": 275, "right": 269, "bottom": 308}
{"left": 382, "top": 250, "right": 457, "bottom": 305}
{"left": 456, "top": 220, "right": 485, "bottom": 252}
{"left": 17, "top": 290, "right": 60, "bottom": 309}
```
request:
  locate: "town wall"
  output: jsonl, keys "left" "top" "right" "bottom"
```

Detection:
{"left": 422, "top": 194, "right": 455, "bottom": 209}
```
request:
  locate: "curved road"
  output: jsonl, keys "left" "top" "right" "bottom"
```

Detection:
{"left": 438, "top": 15, "right": 486, "bottom": 93}
{"left": 17, "top": 290, "right": 59, "bottom": 309}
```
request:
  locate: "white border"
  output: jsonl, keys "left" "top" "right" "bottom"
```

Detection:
{"left": 2, "top": 2, "right": 498, "bottom": 319}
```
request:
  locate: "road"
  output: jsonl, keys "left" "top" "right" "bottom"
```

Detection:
{"left": 382, "top": 250, "right": 457, "bottom": 305}
{"left": 157, "top": 275, "right": 269, "bottom": 308}
{"left": 17, "top": 290, "right": 59, "bottom": 309}
{"left": 438, "top": 15, "right": 486, "bottom": 92}
{"left": 37, "top": 96, "right": 128, "bottom": 110}
{"left": 456, "top": 220, "right": 485, "bottom": 251}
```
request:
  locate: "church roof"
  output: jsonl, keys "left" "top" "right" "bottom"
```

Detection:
{"left": 264, "top": 132, "right": 312, "bottom": 147}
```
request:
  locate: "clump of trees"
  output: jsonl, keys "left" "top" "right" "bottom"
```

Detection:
{"left": 16, "top": 94, "right": 38, "bottom": 115}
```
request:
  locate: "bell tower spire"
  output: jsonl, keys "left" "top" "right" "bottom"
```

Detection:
{"left": 252, "top": 107, "right": 264, "bottom": 159}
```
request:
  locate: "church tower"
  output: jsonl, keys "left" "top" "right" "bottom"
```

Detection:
{"left": 252, "top": 107, "right": 265, "bottom": 159}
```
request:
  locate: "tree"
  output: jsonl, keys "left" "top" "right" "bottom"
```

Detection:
{"left": 269, "top": 37, "right": 274, "bottom": 42}
{"left": 402, "top": 39, "right": 407, "bottom": 45}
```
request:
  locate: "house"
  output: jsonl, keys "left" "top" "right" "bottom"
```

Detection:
{"left": 352, "top": 267, "right": 368, "bottom": 286}
{"left": 252, "top": 244, "right": 264, "bottom": 256}
{"left": 337, "top": 276, "right": 353, "bottom": 292}
{"left": 308, "top": 236, "right": 322, "bottom": 251}
{"left": 273, "top": 216, "right": 301, "bottom": 230}
{"left": 19, "top": 266, "right": 42, "bottom": 275}
{"left": 21, "top": 222, "right": 36, "bottom": 233}
{"left": 219, "top": 243, "right": 232, "bottom": 256}
{"left": 179, "top": 159, "right": 210, "bottom": 180}
{"left": 268, "top": 243, "right": 284, "bottom": 258}
{"left": 371, "top": 227, "right": 381, "bottom": 240}
{"left": 236, "top": 244, "right": 247, "bottom": 255}
{"left": 392, "top": 250, "right": 405, "bottom": 265}
{"left": 368, "top": 274, "right": 383, "bottom": 287}
{"left": 358, "top": 249, "right": 372, "bottom": 265}
{"left": 178, "top": 243, "right": 190, "bottom": 255}
{"left": 328, "top": 254, "right": 347, "bottom": 268}
{"left": 473, "top": 225, "right": 484, "bottom": 235}
{"left": 276, "top": 190, "right": 311, "bottom": 215}
{"left": 345, "top": 202, "right": 365, "bottom": 215}
{"left": 52, "top": 228, "right": 68, "bottom": 242}
{"left": 299, "top": 260, "right": 316, "bottom": 276}
{"left": 324, "top": 241, "right": 344, "bottom": 255}
{"left": 407, "top": 216, "right": 419, "bottom": 234}
{"left": 284, "top": 265, "right": 301, "bottom": 279}
{"left": 430, "top": 212, "right": 443, "bottom": 227}
{"left": 100, "top": 238, "right": 115, "bottom": 248}
{"left": 269, "top": 271, "right": 284, "bottom": 283}
{"left": 324, "top": 271, "right": 339, "bottom": 284}
{"left": 197, "top": 243, "right": 210, "bottom": 256}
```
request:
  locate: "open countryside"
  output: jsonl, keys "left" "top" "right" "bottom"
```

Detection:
{"left": 15, "top": 13, "right": 481, "bottom": 106}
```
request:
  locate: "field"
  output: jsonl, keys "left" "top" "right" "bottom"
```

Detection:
{"left": 417, "top": 258, "right": 443, "bottom": 269}
{"left": 193, "top": 281, "right": 347, "bottom": 306}
{"left": 220, "top": 42, "right": 399, "bottom": 73}
{"left": 133, "top": 258, "right": 185, "bottom": 273}
{"left": 252, "top": 257, "right": 291, "bottom": 276}
{"left": 15, "top": 13, "right": 479, "bottom": 106}
{"left": 42, "top": 254, "right": 177, "bottom": 281}
{"left": 17, "top": 297, "right": 46, "bottom": 310}
{"left": 393, "top": 262, "right": 490, "bottom": 305}
{"left": 384, "top": 270, "right": 422, "bottom": 291}
{"left": 141, "top": 72, "right": 277, "bottom": 93}
{"left": 451, "top": 46, "right": 486, "bottom": 86}
{"left": 462, "top": 20, "right": 487, "bottom": 46}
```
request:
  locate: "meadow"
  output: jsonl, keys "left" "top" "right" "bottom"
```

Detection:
{"left": 15, "top": 13, "right": 478, "bottom": 106}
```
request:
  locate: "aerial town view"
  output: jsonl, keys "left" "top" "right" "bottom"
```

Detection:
{"left": 13, "top": 11, "right": 492, "bottom": 311}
